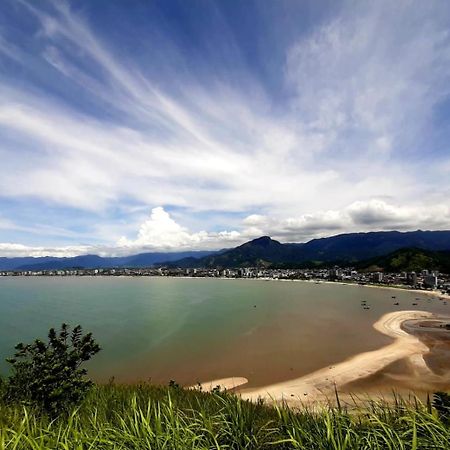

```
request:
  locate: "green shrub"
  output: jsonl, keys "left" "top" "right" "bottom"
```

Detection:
{"left": 4, "top": 323, "right": 100, "bottom": 415}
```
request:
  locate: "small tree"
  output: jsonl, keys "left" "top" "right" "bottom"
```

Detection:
{"left": 5, "top": 323, "right": 100, "bottom": 415}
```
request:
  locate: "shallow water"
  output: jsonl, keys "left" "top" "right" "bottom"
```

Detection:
{"left": 0, "top": 277, "right": 448, "bottom": 388}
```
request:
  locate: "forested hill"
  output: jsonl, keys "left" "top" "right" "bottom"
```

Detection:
{"left": 167, "top": 230, "right": 450, "bottom": 269}
{"left": 356, "top": 248, "right": 450, "bottom": 273}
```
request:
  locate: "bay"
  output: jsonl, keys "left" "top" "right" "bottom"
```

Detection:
{"left": 0, "top": 277, "right": 448, "bottom": 389}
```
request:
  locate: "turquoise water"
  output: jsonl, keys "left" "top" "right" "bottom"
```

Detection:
{"left": 0, "top": 277, "right": 447, "bottom": 388}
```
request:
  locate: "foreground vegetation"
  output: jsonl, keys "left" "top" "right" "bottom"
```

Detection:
{"left": 1, "top": 323, "right": 450, "bottom": 449}
{"left": 0, "top": 383, "right": 449, "bottom": 449}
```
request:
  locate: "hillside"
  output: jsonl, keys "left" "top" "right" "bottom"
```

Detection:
{"left": 167, "top": 230, "right": 450, "bottom": 268}
{"left": 295, "top": 230, "right": 450, "bottom": 261}
{"left": 195, "top": 236, "right": 299, "bottom": 268}
{"left": 357, "top": 247, "right": 450, "bottom": 273}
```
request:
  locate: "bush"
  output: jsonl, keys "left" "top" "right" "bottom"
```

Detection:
{"left": 4, "top": 323, "right": 100, "bottom": 415}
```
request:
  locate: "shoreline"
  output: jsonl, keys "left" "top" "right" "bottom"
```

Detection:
{"left": 5, "top": 274, "right": 450, "bottom": 301}
{"left": 296, "top": 278, "right": 450, "bottom": 301}
{"left": 190, "top": 377, "right": 249, "bottom": 392}
{"left": 203, "top": 310, "right": 446, "bottom": 405}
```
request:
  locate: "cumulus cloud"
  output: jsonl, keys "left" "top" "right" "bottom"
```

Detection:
{"left": 117, "top": 207, "right": 242, "bottom": 251}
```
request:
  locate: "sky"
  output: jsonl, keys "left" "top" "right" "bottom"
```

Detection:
{"left": 1, "top": 0, "right": 450, "bottom": 257}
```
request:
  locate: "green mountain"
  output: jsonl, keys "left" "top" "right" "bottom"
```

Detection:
{"left": 167, "top": 231, "right": 450, "bottom": 269}
{"left": 357, "top": 248, "right": 450, "bottom": 273}
{"left": 199, "top": 236, "right": 295, "bottom": 268}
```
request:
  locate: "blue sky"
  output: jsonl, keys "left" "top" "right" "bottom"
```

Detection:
{"left": 1, "top": 0, "right": 450, "bottom": 256}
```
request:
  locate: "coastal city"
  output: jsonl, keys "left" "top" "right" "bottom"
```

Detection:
{"left": 2, "top": 266, "right": 449, "bottom": 295}
{"left": 2, "top": 1, "right": 450, "bottom": 447}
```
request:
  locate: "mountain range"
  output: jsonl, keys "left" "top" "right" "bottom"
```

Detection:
{"left": 2, "top": 230, "right": 450, "bottom": 272}
{"left": 0, "top": 251, "right": 217, "bottom": 271}
{"left": 168, "top": 230, "right": 450, "bottom": 269}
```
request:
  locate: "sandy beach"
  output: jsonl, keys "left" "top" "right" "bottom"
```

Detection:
{"left": 197, "top": 310, "right": 450, "bottom": 405}
{"left": 192, "top": 377, "right": 249, "bottom": 392}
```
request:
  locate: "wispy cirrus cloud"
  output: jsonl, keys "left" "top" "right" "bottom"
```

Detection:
{"left": 0, "top": 0, "right": 449, "bottom": 256}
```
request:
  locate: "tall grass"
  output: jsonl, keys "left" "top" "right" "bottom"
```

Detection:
{"left": 0, "top": 383, "right": 449, "bottom": 449}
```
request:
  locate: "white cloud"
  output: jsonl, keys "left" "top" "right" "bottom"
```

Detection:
{"left": 2, "top": 200, "right": 449, "bottom": 257}
{"left": 2, "top": 0, "right": 446, "bottom": 216}
{"left": 244, "top": 200, "right": 450, "bottom": 243}
{"left": 0, "top": 243, "right": 92, "bottom": 258}
{"left": 0, "top": 1, "right": 449, "bottom": 254}
{"left": 0, "top": 34, "right": 23, "bottom": 63}
{"left": 347, "top": 200, "right": 450, "bottom": 229}
{"left": 117, "top": 207, "right": 242, "bottom": 252}
{"left": 286, "top": 1, "right": 450, "bottom": 148}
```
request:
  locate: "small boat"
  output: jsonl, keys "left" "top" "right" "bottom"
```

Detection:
{"left": 394, "top": 302, "right": 399, "bottom": 305}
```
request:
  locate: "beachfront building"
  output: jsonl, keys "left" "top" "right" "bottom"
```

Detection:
{"left": 372, "top": 272, "right": 383, "bottom": 283}
{"left": 407, "top": 272, "right": 418, "bottom": 287}
{"left": 424, "top": 274, "right": 438, "bottom": 289}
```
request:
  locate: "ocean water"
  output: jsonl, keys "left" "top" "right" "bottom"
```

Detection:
{"left": 0, "top": 277, "right": 448, "bottom": 388}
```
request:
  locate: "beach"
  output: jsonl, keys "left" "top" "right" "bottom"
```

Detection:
{"left": 198, "top": 310, "right": 450, "bottom": 405}
{"left": 193, "top": 377, "right": 249, "bottom": 391}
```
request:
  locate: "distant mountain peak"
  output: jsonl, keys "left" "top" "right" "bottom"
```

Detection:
{"left": 245, "top": 236, "right": 281, "bottom": 247}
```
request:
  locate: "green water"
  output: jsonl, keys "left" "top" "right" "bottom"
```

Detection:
{"left": 0, "top": 277, "right": 448, "bottom": 388}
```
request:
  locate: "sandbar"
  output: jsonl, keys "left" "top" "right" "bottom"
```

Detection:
{"left": 233, "top": 310, "right": 443, "bottom": 404}
{"left": 190, "top": 377, "right": 248, "bottom": 392}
